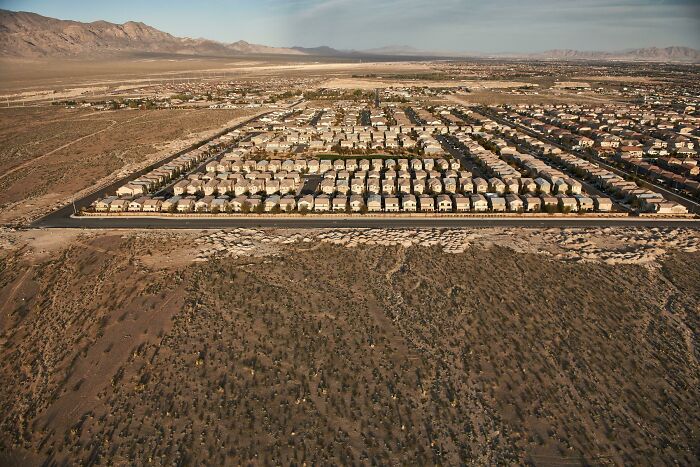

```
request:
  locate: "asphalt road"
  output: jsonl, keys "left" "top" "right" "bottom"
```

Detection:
{"left": 34, "top": 215, "right": 700, "bottom": 230}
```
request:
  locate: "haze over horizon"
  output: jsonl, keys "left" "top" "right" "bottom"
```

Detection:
{"left": 1, "top": 0, "right": 698, "bottom": 53}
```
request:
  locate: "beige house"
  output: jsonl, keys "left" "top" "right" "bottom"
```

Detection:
{"left": 593, "top": 197, "right": 613, "bottom": 212}
{"left": 333, "top": 195, "right": 348, "bottom": 211}
{"left": 523, "top": 196, "right": 541, "bottom": 212}
{"left": 351, "top": 178, "right": 365, "bottom": 194}
{"left": 264, "top": 195, "right": 281, "bottom": 212}
{"left": 384, "top": 196, "right": 400, "bottom": 212}
{"left": 505, "top": 194, "right": 523, "bottom": 212}
{"left": 314, "top": 195, "right": 330, "bottom": 212}
{"left": 382, "top": 179, "right": 396, "bottom": 195}
{"left": 367, "top": 194, "right": 382, "bottom": 212}
{"left": 402, "top": 194, "right": 417, "bottom": 212}
{"left": 428, "top": 179, "right": 443, "bottom": 194}
{"left": 488, "top": 196, "right": 506, "bottom": 212}
{"left": 412, "top": 179, "right": 426, "bottom": 195}
{"left": 128, "top": 197, "right": 147, "bottom": 212}
{"left": 143, "top": 199, "right": 162, "bottom": 212}
{"left": 109, "top": 199, "right": 129, "bottom": 212}
{"left": 279, "top": 196, "right": 296, "bottom": 212}
{"left": 418, "top": 195, "right": 435, "bottom": 212}
{"left": 265, "top": 180, "right": 281, "bottom": 195}
{"left": 349, "top": 194, "right": 365, "bottom": 212}
{"left": 443, "top": 178, "right": 458, "bottom": 194}
{"left": 470, "top": 194, "right": 488, "bottom": 212}
{"left": 473, "top": 178, "right": 488, "bottom": 193}
{"left": 437, "top": 194, "right": 453, "bottom": 212}
{"left": 176, "top": 198, "right": 195, "bottom": 212}
{"left": 320, "top": 179, "right": 336, "bottom": 195}
{"left": 453, "top": 195, "right": 470, "bottom": 212}
{"left": 298, "top": 195, "right": 315, "bottom": 212}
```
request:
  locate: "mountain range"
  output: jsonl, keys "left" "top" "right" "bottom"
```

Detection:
{"left": 1, "top": 9, "right": 698, "bottom": 63}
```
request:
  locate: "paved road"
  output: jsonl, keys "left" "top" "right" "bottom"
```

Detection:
{"left": 300, "top": 175, "right": 322, "bottom": 195}
{"left": 34, "top": 215, "right": 700, "bottom": 230}
{"left": 436, "top": 134, "right": 488, "bottom": 178}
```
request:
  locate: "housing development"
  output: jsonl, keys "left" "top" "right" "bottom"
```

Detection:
{"left": 90, "top": 94, "right": 696, "bottom": 219}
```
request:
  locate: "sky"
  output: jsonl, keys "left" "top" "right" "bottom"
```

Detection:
{"left": 1, "top": 0, "right": 699, "bottom": 53}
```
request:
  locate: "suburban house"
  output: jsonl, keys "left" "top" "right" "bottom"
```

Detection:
{"left": 176, "top": 198, "right": 195, "bottom": 212}
{"left": 523, "top": 196, "right": 541, "bottom": 212}
{"left": 418, "top": 195, "right": 435, "bottom": 212}
{"left": 367, "top": 194, "right": 382, "bottom": 212}
{"left": 384, "top": 196, "right": 400, "bottom": 212}
{"left": 333, "top": 196, "right": 348, "bottom": 211}
{"left": 128, "top": 197, "right": 147, "bottom": 212}
{"left": 487, "top": 195, "right": 506, "bottom": 212}
{"left": 142, "top": 199, "right": 163, "bottom": 212}
{"left": 470, "top": 194, "right": 488, "bottom": 212}
{"left": 298, "top": 195, "right": 314, "bottom": 211}
{"left": 279, "top": 196, "right": 296, "bottom": 212}
{"left": 505, "top": 194, "right": 523, "bottom": 212}
{"left": 437, "top": 194, "right": 453, "bottom": 212}
{"left": 402, "top": 194, "right": 417, "bottom": 212}
{"left": 349, "top": 194, "right": 365, "bottom": 212}
{"left": 454, "top": 195, "right": 470, "bottom": 212}
{"left": 314, "top": 195, "right": 330, "bottom": 212}
{"left": 593, "top": 196, "right": 613, "bottom": 212}
{"left": 535, "top": 177, "right": 551, "bottom": 194}
{"left": 109, "top": 199, "right": 129, "bottom": 212}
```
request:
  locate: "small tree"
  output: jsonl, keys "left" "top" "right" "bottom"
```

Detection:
{"left": 241, "top": 202, "right": 252, "bottom": 214}
{"left": 300, "top": 206, "right": 309, "bottom": 216}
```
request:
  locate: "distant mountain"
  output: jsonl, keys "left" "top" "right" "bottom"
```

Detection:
{"left": 0, "top": 9, "right": 304, "bottom": 58}
{"left": 533, "top": 46, "right": 700, "bottom": 62}
{"left": 291, "top": 45, "right": 347, "bottom": 56}
{"left": 1, "top": 9, "right": 697, "bottom": 63}
{"left": 361, "top": 45, "right": 460, "bottom": 57}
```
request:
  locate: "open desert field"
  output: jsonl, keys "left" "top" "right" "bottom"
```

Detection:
{"left": 0, "top": 226, "right": 698, "bottom": 465}
{"left": 0, "top": 57, "right": 433, "bottom": 101}
{"left": 0, "top": 106, "right": 260, "bottom": 225}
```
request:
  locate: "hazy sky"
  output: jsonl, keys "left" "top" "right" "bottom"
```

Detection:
{"left": 2, "top": 0, "right": 699, "bottom": 52}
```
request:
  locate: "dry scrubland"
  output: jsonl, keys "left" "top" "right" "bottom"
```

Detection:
{"left": 0, "top": 107, "right": 257, "bottom": 224}
{"left": 0, "top": 227, "right": 698, "bottom": 465}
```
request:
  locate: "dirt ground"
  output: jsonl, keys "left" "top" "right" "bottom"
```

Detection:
{"left": 0, "top": 106, "right": 258, "bottom": 225}
{"left": 0, "top": 227, "right": 698, "bottom": 466}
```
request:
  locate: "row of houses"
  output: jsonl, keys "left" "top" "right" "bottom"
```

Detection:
{"left": 545, "top": 150, "right": 689, "bottom": 214}
{"left": 94, "top": 192, "right": 612, "bottom": 214}
{"left": 206, "top": 156, "right": 461, "bottom": 174}
{"left": 113, "top": 134, "right": 235, "bottom": 197}
{"left": 483, "top": 110, "right": 691, "bottom": 214}
{"left": 501, "top": 103, "right": 697, "bottom": 158}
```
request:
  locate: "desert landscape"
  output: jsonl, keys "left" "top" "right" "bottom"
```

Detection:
{"left": 1, "top": 226, "right": 699, "bottom": 465}
{"left": 1, "top": 2, "right": 699, "bottom": 466}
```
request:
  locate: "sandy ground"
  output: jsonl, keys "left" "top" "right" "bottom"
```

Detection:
{"left": 0, "top": 107, "right": 262, "bottom": 225}
{"left": 323, "top": 77, "right": 531, "bottom": 90}
{"left": 0, "top": 225, "right": 698, "bottom": 465}
{"left": 193, "top": 226, "right": 700, "bottom": 265}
